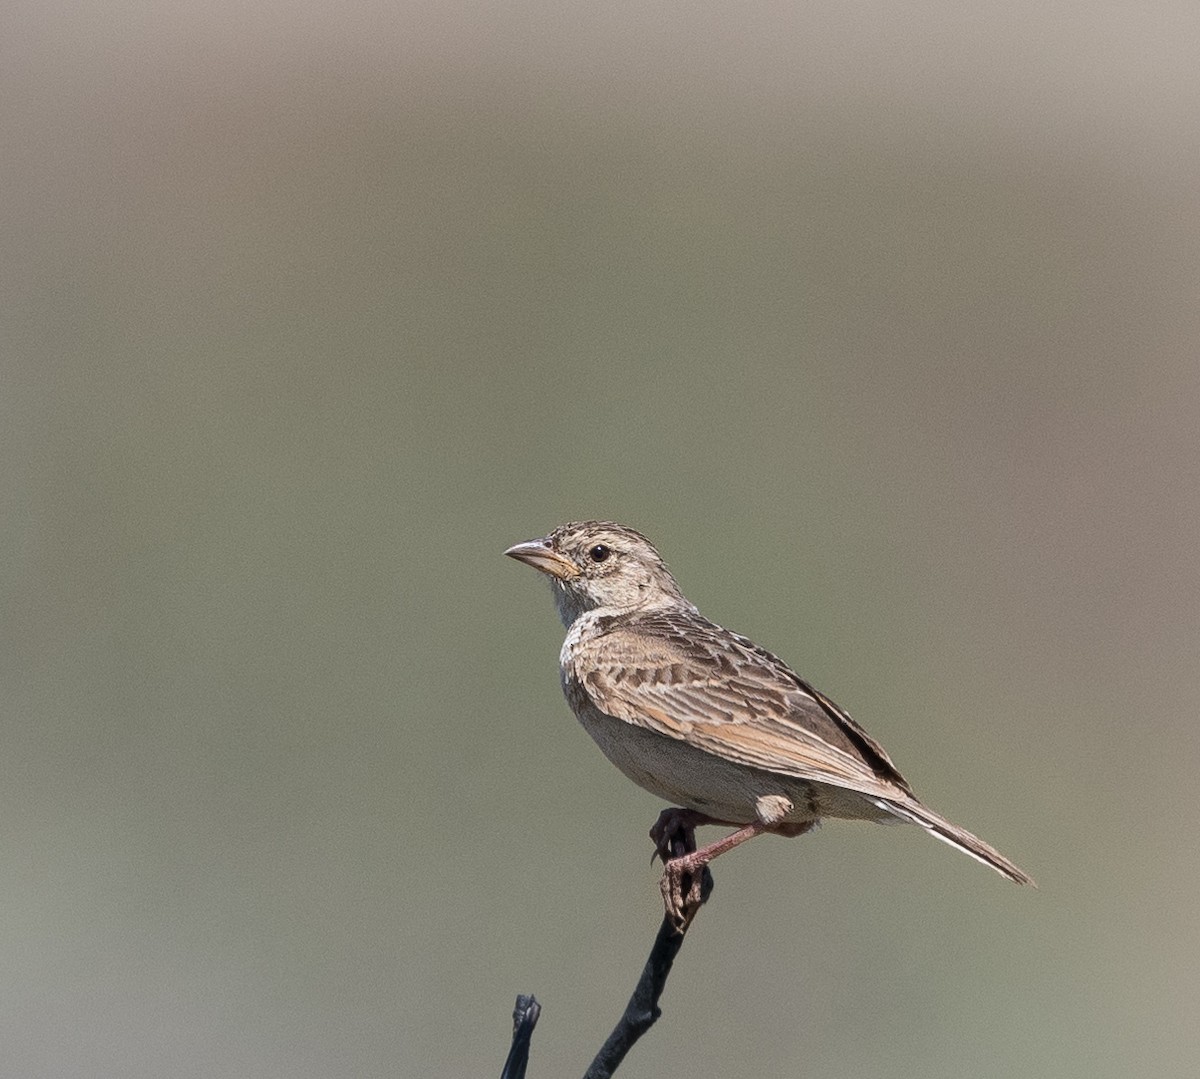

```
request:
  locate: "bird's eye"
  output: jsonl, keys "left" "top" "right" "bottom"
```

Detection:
{"left": 588, "top": 544, "right": 611, "bottom": 563}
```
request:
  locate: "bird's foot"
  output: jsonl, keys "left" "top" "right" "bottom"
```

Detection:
{"left": 648, "top": 808, "right": 720, "bottom": 932}
{"left": 659, "top": 849, "right": 714, "bottom": 933}
{"left": 657, "top": 820, "right": 778, "bottom": 932}
{"left": 649, "top": 807, "right": 718, "bottom": 864}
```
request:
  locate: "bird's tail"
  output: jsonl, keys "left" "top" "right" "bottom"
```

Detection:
{"left": 873, "top": 798, "right": 1036, "bottom": 886}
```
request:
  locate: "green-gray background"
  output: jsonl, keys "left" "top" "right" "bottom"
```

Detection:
{"left": 5, "top": 3, "right": 1198, "bottom": 1077}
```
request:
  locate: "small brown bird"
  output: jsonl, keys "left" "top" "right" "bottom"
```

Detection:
{"left": 506, "top": 521, "right": 1034, "bottom": 925}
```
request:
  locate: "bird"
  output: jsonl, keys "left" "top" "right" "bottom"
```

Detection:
{"left": 505, "top": 521, "right": 1034, "bottom": 927}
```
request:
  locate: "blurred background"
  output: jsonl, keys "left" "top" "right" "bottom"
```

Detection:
{"left": 4, "top": 2, "right": 1199, "bottom": 1077}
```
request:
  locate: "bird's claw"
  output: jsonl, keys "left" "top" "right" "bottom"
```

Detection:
{"left": 649, "top": 808, "right": 716, "bottom": 932}
{"left": 659, "top": 851, "right": 712, "bottom": 932}
{"left": 649, "top": 807, "right": 708, "bottom": 864}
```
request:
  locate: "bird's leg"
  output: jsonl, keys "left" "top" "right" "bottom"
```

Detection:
{"left": 658, "top": 821, "right": 766, "bottom": 930}
{"left": 646, "top": 808, "right": 727, "bottom": 932}
{"left": 657, "top": 818, "right": 818, "bottom": 932}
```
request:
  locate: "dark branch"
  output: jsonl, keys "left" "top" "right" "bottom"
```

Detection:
{"left": 500, "top": 994, "right": 541, "bottom": 1079}
{"left": 582, "top": 820, "right": 713, "bottom": 1079}
{"left": 498, "top": 817, "right": 712, "bottom": 1079}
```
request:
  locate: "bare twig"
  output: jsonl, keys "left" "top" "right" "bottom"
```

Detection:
{"left": 500, "top": 994, "right": 541, "bottom": 1079}
{"left": 498, "top": 818, "right": 712, "bottom": 1079}
{"left": 583, "top": 821, "right": 713, "bottom": 1079}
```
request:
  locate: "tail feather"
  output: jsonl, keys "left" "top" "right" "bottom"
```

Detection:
{"left": 873, "top": 798, "right": 1036, "bottom": 887}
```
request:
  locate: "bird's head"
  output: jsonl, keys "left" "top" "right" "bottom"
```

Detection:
{"left": 505, "top": 521, "right": 692, "bottom": 627}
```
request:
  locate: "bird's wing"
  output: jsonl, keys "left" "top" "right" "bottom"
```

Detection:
{"left": 569, "top": 611, "right": 915, "bottom": 802}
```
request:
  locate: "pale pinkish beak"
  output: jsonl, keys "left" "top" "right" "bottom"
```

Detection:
{"left": 504, "top": 539, "right": 581, "bottom": 581}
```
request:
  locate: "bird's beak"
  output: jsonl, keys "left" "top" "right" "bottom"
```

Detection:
{"left": 504, "top": 538, "right": 581, "bottom": 580}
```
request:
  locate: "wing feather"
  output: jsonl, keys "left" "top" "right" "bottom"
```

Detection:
{"left": 568, "top": 611, "right": 915, "bottom": 802}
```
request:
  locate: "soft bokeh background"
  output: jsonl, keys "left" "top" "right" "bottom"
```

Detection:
{"left": 4, "top": 3, "right": 1199, "bottom": 1077}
